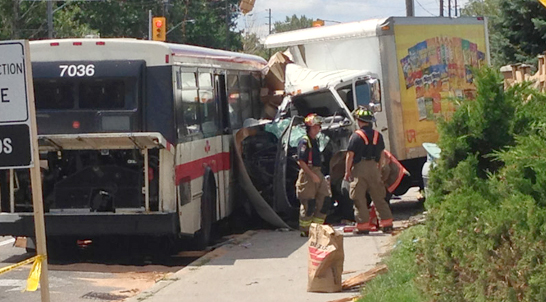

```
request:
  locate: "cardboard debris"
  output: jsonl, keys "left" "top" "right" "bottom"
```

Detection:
{"left": 264, "top": 52, "right": 292, "bottom": 91}
{"left": 14, "top": 237, "right": 26, "bottom": 248}
{"left": 341, "top": 264, "right": 388, "bottom": 290}
{"left": 174, "top": 251, "right": 208, "bottom": 258}
{"left": 239, "top": 0, "right": 255, "bottom": 14}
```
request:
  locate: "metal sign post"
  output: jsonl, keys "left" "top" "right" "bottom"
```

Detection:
{"left": 0, "top": 40, "right": 50, "bottom": 302}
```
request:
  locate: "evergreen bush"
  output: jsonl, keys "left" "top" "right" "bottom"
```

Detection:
{"left": 418, "top": 67, "right": 546, "bottom": 301}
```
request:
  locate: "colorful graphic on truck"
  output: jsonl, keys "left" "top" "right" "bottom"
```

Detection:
{"left": 395, "top": 24, "right": 487, "bottom": 151}
{"left": 400, "top": 37, "right": 485, "bottom": 121}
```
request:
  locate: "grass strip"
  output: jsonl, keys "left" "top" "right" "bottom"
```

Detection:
{"left": 358, "top": 225, "right": 425, "bottom": 302}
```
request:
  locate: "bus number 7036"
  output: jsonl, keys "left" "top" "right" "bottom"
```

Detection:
{"left": 0, "top": 38, "right": 269, "bottom": 254}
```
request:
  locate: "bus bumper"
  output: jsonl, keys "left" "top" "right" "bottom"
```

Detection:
{"left": 0, "top": 212, "right": 179, "bottom": 237}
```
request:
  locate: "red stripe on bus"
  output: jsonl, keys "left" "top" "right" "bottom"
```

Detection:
{"left": 175, "top": 152, "right": 231, "bottom": 185}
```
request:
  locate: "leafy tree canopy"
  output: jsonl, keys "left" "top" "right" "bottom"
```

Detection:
{"left": 496, "top": 0, "right": 546, "bottom": 65}
{"left": 273, "top": 14, "right": 313, "bottom": 34}
{"left": 0, "top": 0, "right": 243, "bottom": 51}
{"left": 461, "top": 0, "right": 546, "bottom": 67}
{"left": 242, "top": 32, "right": 268, "bottom": 59}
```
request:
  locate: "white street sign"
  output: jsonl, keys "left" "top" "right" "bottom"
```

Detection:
{"left": 0, "top": 42, "right": 29, "bottom": 124}
{"left": 0, "top": 40, "right": 33, "bottom": 169}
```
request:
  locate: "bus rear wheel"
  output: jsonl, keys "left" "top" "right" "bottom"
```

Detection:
{"left": 194, "top": 182, "right": 215, "bottom": 250}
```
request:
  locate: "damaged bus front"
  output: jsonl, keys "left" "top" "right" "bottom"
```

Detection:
{"left": 239, "top": 64, "right": 381, "bottom": 226}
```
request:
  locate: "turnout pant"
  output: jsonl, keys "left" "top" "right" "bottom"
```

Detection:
{"left": 350, "top": 160, "right": 393, "bottom": 224}
{"left": 296, "top": 167, "right": 331, "bottom": 232}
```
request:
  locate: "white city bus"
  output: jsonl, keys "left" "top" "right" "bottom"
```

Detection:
{"left": 0, "top": 38, "right": 267, "bottom": 250}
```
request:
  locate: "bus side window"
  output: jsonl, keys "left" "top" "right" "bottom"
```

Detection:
{"left": 227, "top": 73, "right": 242, "bottom": 130}
{"left": 198, "top": 72, "right": 219, "bottom": 138}
{"left": 251, "top": 72, "right": 263, "bottom": 119}
{"left": 239, "top": 74, "right": 253, "bottom": 123}
{"left": 177, "top": 71, "right": 202, "bottom": 141}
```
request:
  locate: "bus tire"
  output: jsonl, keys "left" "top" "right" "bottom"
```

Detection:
{"left": 194, "top": 174, "right": 216, "bottom": 250}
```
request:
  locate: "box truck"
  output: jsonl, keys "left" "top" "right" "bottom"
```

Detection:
{"left": 264, "top": 16, "right": 490, "bottom": 186}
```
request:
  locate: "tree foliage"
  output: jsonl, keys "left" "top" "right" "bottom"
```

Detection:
{"left": 242, "top": 32, "right": 268, "bottom": 59}
{"left": 495, "top": 0, "right": 546, "bottom": 66}
{"left": 462, "top": 0, "right": 546, "bottom": 67}
{"left": 273, "top": 14, "right": 313, "bottom": 34}
{"left": 0, "top": 0, "right": 243, "bottom": 51}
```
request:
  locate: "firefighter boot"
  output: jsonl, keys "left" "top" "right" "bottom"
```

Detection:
{"left": 368, "top": 204, "right": 380, "bottom": 232}
{"left": 354, "top": 222, "right": 371, "bottom": 235}
{"left": 380, "top": 219, "right": 394, "bottom": 234}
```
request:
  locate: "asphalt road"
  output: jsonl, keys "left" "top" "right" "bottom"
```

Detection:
{"left": 0, "top": 236, "right": 199, "bottom": 302}
{"left": 0, "top": 188, "right": 424, "bottom": 302}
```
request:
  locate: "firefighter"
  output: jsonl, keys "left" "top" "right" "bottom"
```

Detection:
{"left": 380, "top": 149, "right": 412, "bottom": 201}
{"left": 296, "top": 113, "right": 331, "bottom": 237}
{"left": 344, "top": 108, "right": 393, "bottom": 234}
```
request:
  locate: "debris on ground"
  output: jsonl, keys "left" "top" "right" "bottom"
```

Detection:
{"left": 341, "top": 264, "right": 388, "bottom": 290}
{"left": 173, "top": 251, "right": 208, "bottom": 258}
{"left": 327, "top": 296, "right": 359, "bottom": 302}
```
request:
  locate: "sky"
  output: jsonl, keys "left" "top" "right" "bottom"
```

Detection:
{"left": 236, "top": 0, "right": 471, "bottom": 37}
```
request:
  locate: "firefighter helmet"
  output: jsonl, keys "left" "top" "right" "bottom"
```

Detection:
{"left": 304, "top": 113, "right": 324, "bottom": 127}
{"left": 354, "top": 107, "right": 376, "bottom": 123}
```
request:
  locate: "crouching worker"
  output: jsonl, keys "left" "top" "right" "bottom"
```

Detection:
{"left": 344, "top": 108, "right": 393, "bottom": 234}
{"left": 296, "top": 113, "right": 332, "bottom": 237}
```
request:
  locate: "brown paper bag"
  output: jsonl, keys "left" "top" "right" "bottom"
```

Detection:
{"left": 307, "top": 223, "right": 344, "bottom": 292}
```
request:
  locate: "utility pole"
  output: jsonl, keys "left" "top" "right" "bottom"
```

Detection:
{"left": 455, "top": 0, "right": 458, "bottom": 17}
{"left": 448, "top": 0, "right": 452, "bottom": 17}
{"left": 39, "top": 0, "right": 102, "bottom": 39}
{"left": 47, "top": 1, "right": 53, "bottom": 38}
{"left": 268, "top": 8, "right": 272, "bottom": 35}
{"left": 439, "top": 0, "right": 444, "bottom": 16}
{"left": 226, "top": 0, "right": 230, "bottom": 50}
{"left": 163, "top": 0, "right": 169, "bottom": 16}
{"left": 148, "top": 10, "right": 152, "bottom": 40}
{"left": 405, "top": 0, "right": 415, "bottom": 17}
{"left": 268, "top": 8, "right": 272, "bottom": 58}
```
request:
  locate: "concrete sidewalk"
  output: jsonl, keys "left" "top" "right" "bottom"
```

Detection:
{"left": 126, "top": 229, "right": 393, "bottom": 302}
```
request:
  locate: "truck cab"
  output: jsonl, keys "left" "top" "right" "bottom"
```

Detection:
{"left": 238, "top": 63, "right": 382, "bottom": 224}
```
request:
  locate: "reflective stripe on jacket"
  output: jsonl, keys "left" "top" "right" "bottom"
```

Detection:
{"left": 355, "top": 129, "right": 379, "bottom": 145}
{"left": 382, "top": 150, "right": 409, "bottom": 193}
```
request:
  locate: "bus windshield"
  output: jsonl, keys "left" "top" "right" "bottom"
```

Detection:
{"left": 34, "top": 78, "right": 136, "bottom": 110}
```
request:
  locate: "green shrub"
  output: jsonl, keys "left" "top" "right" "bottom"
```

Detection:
{"left": 418, "top": 67, "right": 546, "bottom": 301}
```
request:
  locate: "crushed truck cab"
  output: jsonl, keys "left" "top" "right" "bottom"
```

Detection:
{"left": 238, "top": 64, "right": 381, "bottom": 225}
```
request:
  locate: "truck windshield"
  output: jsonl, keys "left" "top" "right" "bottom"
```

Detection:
{"left": 336, "top": 85, "right": 354, "bottom": 111}
{"left": 291, "top": 90, "right": 343, "bottom": 117}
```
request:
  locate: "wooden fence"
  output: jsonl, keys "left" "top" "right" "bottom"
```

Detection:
{"left": 501, "top": 54, "right": 546, "bottom": 91}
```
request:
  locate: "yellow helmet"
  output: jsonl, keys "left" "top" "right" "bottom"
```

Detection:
{"left": 353, "top": 107, "right": 376, "bottom": 123}
{"left": 304, "top": 113, "right": 324, "bottom": 127}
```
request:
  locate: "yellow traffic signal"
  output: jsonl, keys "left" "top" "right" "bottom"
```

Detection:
{"left": 312, "top": 19, "right": 324, "bottom": 27}
{"left": 152, "top": 17, "right": 166, "bottom": 41}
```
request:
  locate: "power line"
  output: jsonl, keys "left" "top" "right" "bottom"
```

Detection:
{"left": 416, "top": 0, "right": 435, "bottom": 15}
